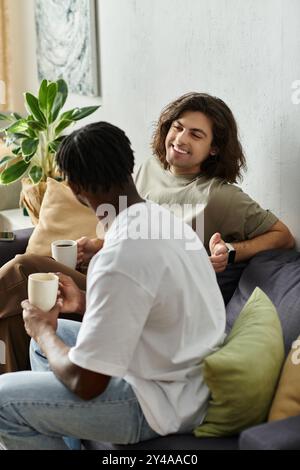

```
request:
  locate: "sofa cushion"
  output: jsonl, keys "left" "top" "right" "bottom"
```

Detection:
{"left": 268, "top": 335, "right": 300, "bottom": 422}
{"left": 216, "top": 261, "right": 247, "bottom": 305}
{"left": 0, "top": 143, "right": 21, "bottom": 210}
{"left": 0, "top": 228, "right": 33, "bottom": 268}
{"left": 239, "top": 415, "right": 300, "bottom": 450}
{"left": 194, "top": 288, "right": 284, "bottom": 438}
{"left": 26, "top": 178, "right": 101, "bottom": 256}
{"left": 83, "top": 434, "right": 239, "bottom": 450}
{"left": 226, "top": 249, "right": 300, "bottom": 354}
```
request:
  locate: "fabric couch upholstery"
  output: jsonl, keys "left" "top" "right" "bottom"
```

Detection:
{"left": 0, "top": 228, "right": 34, "bottom": 268}
{"left": 226, "top": 249, "right": 300, "bottom": 354}
{"left": 1, "top": 231, "right": 300, "bottom": 450}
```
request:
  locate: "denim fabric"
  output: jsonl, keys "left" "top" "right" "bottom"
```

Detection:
{"left": 0, "top": 319, "right": 158, "bottom": 450}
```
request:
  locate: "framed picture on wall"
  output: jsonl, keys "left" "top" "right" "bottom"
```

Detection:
{"left": 35, "top": 0, "right": 99, "bottom": 97}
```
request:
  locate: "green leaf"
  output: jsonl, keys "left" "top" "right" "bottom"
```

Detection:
{"left": 48, "top": 137, "right": 64, "bottom": 153}
{"left": 56, "top": 79, "right": 68, "bottom": 107}
{"left": 51, "top": 80, "right": 68, "bottom": 123}
{"left": 0, "top": 113, "right": 16, "bottom": 122}
{"left": 24, "top": 93, "right": 46, "bottom": 124}
{"left": 11, "top": 112, "right": 23, "bottom": 120}
{"left": 0, "top": 156, "right": 13, "bottom": 166}
{"left": 50, "top": 94, "right": 64, "bottom": 123}
{"left": 5, "top": 119, "right": 28, "bottom": 134}
{"left": 12, "top": 147, "right": 22, "bottom": 155}
{"left": 46, "top": 82, "right": 58, "bottom": 121}
{"left": 21, "top": 138, "right": 39, "bottom": 157}
{"left": 72, "top": 106, "right": 100, "bottom": 121}
{"left": 29, "top": 128, "right": 39, "bottom": 139}
{"left": 59, "top": 108, "right": 77, "bottom": 121}
{"left": 24, "top": 154, "right": 36, "bottom": 164}
{"left": 38, "top": 79, "right": 48, "bottom": 114}
{"left": 55, "top": 119, "right": 73, "bottom": 136}
{"left": 0, "top": 160, "right": 30, "bottom": 184}
{"left": 27, "top": 120, "right": 46, "bottom": 131}
{"left": 29, "top": 165, "right": 43, "bottom": 184}
{"left": 7, "top": 133, "right": 30, "bottom": 142}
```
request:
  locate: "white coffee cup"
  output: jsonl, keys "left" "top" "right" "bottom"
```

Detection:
{"left": 51, "top": 239, "right": 77, "bottom": 269}
{"left": 28, "top": 273, "right": 59, "bottom": 312}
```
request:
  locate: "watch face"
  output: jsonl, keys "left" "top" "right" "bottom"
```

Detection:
{"left": 228, "top": 249, "right": 236, "bottom": 264}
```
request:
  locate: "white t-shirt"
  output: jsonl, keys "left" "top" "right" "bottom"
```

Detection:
{"left": 69, "top": 201, "right": 226, "bottom": 435}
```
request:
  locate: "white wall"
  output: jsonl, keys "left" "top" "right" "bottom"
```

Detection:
{"left": 9, "top": 0, "right": 300, "bottom": 244}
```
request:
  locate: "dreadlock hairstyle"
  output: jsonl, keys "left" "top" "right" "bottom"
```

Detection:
{"left": 152, "top": 92, "right": 246, "bottom": 183}
{"left": 56, "top": 121, "right": 135, "bottom": 193}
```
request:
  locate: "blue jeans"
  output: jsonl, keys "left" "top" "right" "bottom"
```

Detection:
{"left": 0, "top": 319, "right": 158, "bottom": 450}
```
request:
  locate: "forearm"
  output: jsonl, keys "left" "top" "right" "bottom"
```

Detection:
{"left": 76, "top": 290, "right": 86, "bottom": 316}
{"left": 37, "top": 327, "right": 77, "bottom": 391}
{"left": 91, "top": 238, "right": 104, "bottom": 252}
{"left": 232, "top": 227, "right": 295, "bottom": 263}
{"left": 36, "top": 326, "right": 109, "bottom": 400}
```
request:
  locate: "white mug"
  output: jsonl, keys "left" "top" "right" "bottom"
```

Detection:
{"left": 28, "top": 273, "right": 59, "bottom": 312}
{"left": 51, "top": 239, "right": 77, "bottom": 269}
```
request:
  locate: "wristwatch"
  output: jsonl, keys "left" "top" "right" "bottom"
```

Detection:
{"left": 225, "top": 242, "right": 236, "bottom": 264}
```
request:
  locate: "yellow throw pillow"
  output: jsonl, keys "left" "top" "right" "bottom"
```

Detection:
{"left": 26, "top": 177, "right": 99, "bottom": 256}
{"left": 194, "top": 288, "right": 285, "bottom": 437}
{"left": 268, "top": 335, "right": 300, "bottom": 422}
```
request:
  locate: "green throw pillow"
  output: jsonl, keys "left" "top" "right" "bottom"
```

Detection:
{"left": 194, "top": 287, "right": 284, "bottom": 437}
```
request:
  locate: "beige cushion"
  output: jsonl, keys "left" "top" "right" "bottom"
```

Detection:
{"left": 0, "top": 141, "right": 21, "bottom": 210}
{"left": 26, "top": 177, "right": 99, "bottom": 256}
{"left": 268, "top": 335, "right": 300, "bottom": 422}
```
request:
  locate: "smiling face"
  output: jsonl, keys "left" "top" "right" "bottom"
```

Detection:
{"left": 165, "top": 111, "right": 217, "bottom": 176}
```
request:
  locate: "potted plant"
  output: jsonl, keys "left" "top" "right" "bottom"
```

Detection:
{"left": 0, "top": 79, "right": 99, "bottom": 222}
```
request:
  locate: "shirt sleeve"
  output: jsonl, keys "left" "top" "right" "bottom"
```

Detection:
{"left": 134, "top": 157, "right": 149, "bottom": 187}
{"left": 68, "top": 270, "right": 154, "bottom": 377}
{"left": 210, "top": 184, "right": 278, "bottom": 241}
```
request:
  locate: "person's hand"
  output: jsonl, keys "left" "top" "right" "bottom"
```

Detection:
{"left": 56, "top": 273, "right": 86, "bottom": 315}
{"left": 76, "top": 237, "right": 103, "bottom": 268}
{"left": 209, "top": 232, "right": 229, "bottom": 273}
{"left": 22, "top": 299, "right": 61, "bottom": 341}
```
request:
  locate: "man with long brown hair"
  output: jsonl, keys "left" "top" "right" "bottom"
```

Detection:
{"left": 136, "top": 92, "right": 294, "bottom": 271}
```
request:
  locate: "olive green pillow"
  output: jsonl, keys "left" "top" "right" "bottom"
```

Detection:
{"left": 194, "top": 287, "right": 284, "bottom": 437}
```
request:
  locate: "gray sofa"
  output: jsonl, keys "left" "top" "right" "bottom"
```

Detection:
{"left": 1, "top": 228, "right": 300, "bottom": 450}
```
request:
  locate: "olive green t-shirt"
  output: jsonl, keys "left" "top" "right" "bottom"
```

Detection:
{"left": 135, "top": 157, "right": 278, "bottom": 250}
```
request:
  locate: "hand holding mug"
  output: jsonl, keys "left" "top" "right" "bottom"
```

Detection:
{"left": 28, "top": 273, "right": 59, "bottom": 311}
{"left": 51, "top": 240, "right": 77, "bottom": 269}
{"left": 56, "top": 272, "right": 86, "bottom": 315}
{"left": 76, "top": 237, "right": 104, "bottom": 267}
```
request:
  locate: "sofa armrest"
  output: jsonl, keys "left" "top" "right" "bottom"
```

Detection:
{"left": 0, "top": 227, "right": 34, "bottom": 267}
{"left": 239, "top": 415, "right": 300, "bottom": 450}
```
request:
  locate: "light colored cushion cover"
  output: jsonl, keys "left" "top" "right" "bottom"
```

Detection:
{"left": 268, "top": 335, "right": 300, "bottom": 422}
{"left": 26, "top": 177, "right": 99, "bottom": 256}
{"left": 0, "top": 142, "right": 21, "bottom": 210}
{"left": 194, "top": 287, "right": 284, "bottom": 437}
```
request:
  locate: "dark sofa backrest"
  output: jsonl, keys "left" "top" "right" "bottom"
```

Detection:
{"left": 226, "top": 249, "right": 300, "bottom": 355}
{"left": 0, "top": 228, "right": 34, "bottom": 268}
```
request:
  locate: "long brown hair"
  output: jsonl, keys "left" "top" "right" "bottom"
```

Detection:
{"left": 151, "top": 92, "right": 246, "bottom": 183}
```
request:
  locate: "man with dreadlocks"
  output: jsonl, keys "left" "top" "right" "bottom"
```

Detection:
{"left": 0, "top": 121, "right": 225, "bottom": 449}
